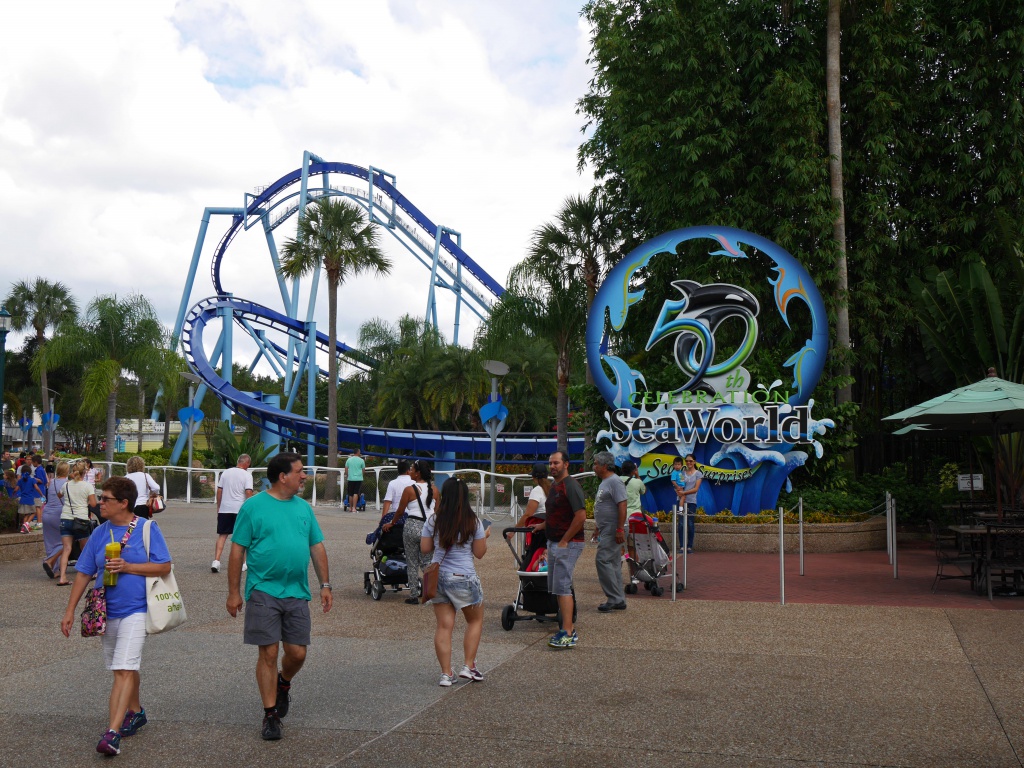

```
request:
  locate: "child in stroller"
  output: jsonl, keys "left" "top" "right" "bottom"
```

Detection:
{"left": 624, "top": 511, "right": 679, "bottom": 596}
{"left": 499, "top": 514, "right": 576, "bottom": 630}
{"left": 364, "top": 511, "right": 415, "bottom": 600}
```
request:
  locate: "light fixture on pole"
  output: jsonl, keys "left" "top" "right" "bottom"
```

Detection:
{"left": 180, "top": 372, "right": 204, "bottom": 504}
{"left": 480, "top": 360, "right": 510, "bottom": 517}
{"left": 0, "top": 307, "right": 11, "bottom": 455}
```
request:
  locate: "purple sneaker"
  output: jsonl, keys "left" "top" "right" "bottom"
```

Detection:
{"left": 120, "top": 708, "right": 147, "bottom": 736}
{"left": 96, "top": 729, "right": 121, "bottom": 755}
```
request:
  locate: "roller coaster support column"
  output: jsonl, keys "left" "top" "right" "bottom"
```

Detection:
{"left": 433, "top": 451, "right": 455, "bottom": 486}
{"left": 169, "top": 331, "right": 225, "bottom": 465}
{"left": 219, "top": 296, "right": 233, "bottom": 423}
{"left": 171, "top": 208, "right": 245, "bottom": 346}
{"left": 426, "top": 226, "right": 462, "bottom": 338}
{"left": 306, "top": 320, "right": 317, "bottom": 468}
{"left": 261, "top": 395, "right": 282, "bottom": 458}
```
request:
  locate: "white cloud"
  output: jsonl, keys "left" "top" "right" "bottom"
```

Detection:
{"left": 0, "top": 0, "right": 594, "bottom": 380}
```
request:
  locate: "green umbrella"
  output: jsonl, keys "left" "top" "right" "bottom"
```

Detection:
{"left": 884, "top": 370, "right": 1024, "bottom": 515}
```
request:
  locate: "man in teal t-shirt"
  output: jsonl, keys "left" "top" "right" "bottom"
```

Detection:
{"left": 226, "top": 452, "right": 332, "bottom": 742}
{"left": 344, "top": 448, "right": 365, "bottom": 513}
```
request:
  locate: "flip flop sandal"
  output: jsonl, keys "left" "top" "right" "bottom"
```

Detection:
{"left": 56, "top": 581, "right": 71, "bottom": 586}
{"left": 43, "top": 562, "right": 55, "bottom": 579}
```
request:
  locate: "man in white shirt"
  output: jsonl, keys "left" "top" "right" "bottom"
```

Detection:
{"left": 380, "top": 460, "right": 414, "bottom": 520}
{"left": 213, "top": 453, "right": 255, "bottom": 573}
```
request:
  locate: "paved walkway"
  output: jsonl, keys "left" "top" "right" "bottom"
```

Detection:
{"left": 2, "top": 503, "right": 1022, "bottom": 767}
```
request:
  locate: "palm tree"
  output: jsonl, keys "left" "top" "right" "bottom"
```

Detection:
{"left": 4, "top": 279, "right": 79, "bottom": 453}
{"left": 279, "top": 198, "right": 391, "bottom": 496}
{"left": 527, "top": 190, "right": 618, "bottom": 385}
{"left": 484, "top": 259, "right": 587, "bottom": 452}
{"left": 39, "top": 294, "right": 165, "bottom": 461}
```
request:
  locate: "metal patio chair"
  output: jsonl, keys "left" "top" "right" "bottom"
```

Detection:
{"left": 928, "top": 520, "right": 974, "bottom": 593}
{"left": 982, "top": 524, "right": 1024, "bottom": 601}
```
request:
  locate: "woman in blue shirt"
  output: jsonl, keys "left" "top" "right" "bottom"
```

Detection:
{"left": 60, "top": 475, "right": 173, "bottom": 756}
{"left": 421, "top": 477, "right": 489, "bottom": 687}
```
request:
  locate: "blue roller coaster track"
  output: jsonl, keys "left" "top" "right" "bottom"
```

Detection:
{"left": 167, "top": 153, "right": 583, "bottom": 465}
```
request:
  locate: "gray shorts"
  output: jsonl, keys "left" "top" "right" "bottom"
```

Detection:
{"left": 431, "top": 571, "right": 483, "bottom": 611}
{"left": 243, "top": 589, "right": 311, "bottom": 647}
{"left": 546, "top": 541, "right": 584, "bottom": 596}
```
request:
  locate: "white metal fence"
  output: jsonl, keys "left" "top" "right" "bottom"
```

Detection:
{"left": 89, "top": 461, "right": 595, "bottom": 516}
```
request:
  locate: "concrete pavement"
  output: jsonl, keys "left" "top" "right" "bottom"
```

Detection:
{"left": 2, "top": 502, "right": 1022, "bottom": 767}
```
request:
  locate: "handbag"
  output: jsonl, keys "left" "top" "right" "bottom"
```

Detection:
{"left": 67, "top": 484, "right": 94, "bottom": 539}
{"left": 147, "top": 481, "right": 165, "bottom": 514}
{"left": 419, "top": 547, "right": 447, "bottom": 605}
{"left": 142, "top": 520, "right": 186, "bottom": 633}
{"left": 81, "top": 588, "right": 107, "bottom": 637}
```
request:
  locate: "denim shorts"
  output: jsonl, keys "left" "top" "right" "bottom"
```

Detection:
{"left": 546, "top": 540, "right": 584, "bottom": 596}
{"left": 431, "top": 571, "right": 483, "bottom": 611}
{"left": 60, "top": 518, "right": 90, "bottom": 539}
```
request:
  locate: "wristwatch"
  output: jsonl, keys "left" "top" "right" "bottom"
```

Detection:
{"left": 320, "top": 583, "right": 332, "bottom": 591}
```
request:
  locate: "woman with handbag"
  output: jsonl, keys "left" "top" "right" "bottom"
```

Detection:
{"left": 383, "top": 460, "right": 439, "bottom": 604}
{"left": 420, "top": 477, "right": 489, "bottom": 687}
{"left": 60, "top": 475, "right": 172, "bottom": 757}
{"left": 125, "top": 456, "right": 161, "bottom": 519}
{"left": 41, "top": 461, "right": 69, "bottom": 578}
{"left": 57, "top": 460, "right": 98, "bottom": 585}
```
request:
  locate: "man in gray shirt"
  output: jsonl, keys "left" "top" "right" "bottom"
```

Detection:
{"left": 592, "top": 451, "right": 628, "bottom": 612}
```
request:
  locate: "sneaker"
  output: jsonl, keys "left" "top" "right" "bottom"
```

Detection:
{"left": 20, "top": 523, "right": 30, "bottom": 534}
{"left": 261, "top": 712, "right": 282, "bottom": 740}
{"left": 439, "top": 672, "right": 458, "bottom": 687}
{"left": 458, "top": 664, "right": 484, "bottom": 682}
{"left": 120, "top": 708, "right": 147, "bottom": 736}
{"left": 96, "top": 729, "right": 121, "bottom": 755}
{"left": 211, "top": 560, "right": 220, "bottom": 573}
{"left": 548, "top": 629, "right": 577, "bottom": 649}
{"left": 31, "top": 522, "right": 42, "bottom": 530}
{"left": 275, "top": 680, "right": 291, "bottom": 718}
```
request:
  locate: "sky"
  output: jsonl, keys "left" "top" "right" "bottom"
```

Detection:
{"left": 0, "top": 0, "right": 595, "bottom": 375}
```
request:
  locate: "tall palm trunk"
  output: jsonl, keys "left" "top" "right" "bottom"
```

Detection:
{"left": 137, "top": 379, "right": 145, "bottom": 453}
{"left": 38, "top": 328, "right": 49, "bottom": 455}
{"left": 556, "top": 353, "right": 570, "bottom": 454}
{"left": 584, "top": 272, "right": 597, "bottom": 386}
{"left": 105, "top": 386, "right": 118, "bottom": 462}
{"left": 827, "top": 0, "right": 852, "bottom": 406}
{"left": 324, "top": 279, "right": 339, "bottom": 502}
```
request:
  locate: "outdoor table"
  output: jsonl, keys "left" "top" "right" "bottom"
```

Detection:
{"left": 948, "top": 525, "right": 1023, "bottom": 596}
{"left": 947, "top": 526, "right": 988, "bottom": 593}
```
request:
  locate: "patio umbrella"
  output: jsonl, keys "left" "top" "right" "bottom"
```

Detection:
{"left": 884, "top": 370, "right": 1024, "bottom": 516}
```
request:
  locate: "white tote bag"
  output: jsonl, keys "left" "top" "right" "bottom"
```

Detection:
{"left": 142, "top": 520, "right": 187, "bottom": 633}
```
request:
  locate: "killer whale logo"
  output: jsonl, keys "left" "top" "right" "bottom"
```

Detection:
{"left": 645, "top": 280, "right": 760, "bottom": 394}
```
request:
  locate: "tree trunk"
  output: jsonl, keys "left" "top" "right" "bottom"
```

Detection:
{"left": 556, "top": 353, "right": 569, "bottom": 454}
{"left": 137, "top": 378, "right": 145, "bottom": 454}
{"left": 827, "top": 0, "right": 853, "bottom": 406}
{"left": 105, "top": 385, "right": 118, "bottom": 463}
{"left": 324, "top": 278, "right": 339, "bottom": 502}
{"left": 585, "top": 274, "right": 598, "bottom": 385}
{"left": 38, "top": 329, "right": 49, "bottom": 456}
{"left": 162, "top": 410, "right": 171, "bottom": 449}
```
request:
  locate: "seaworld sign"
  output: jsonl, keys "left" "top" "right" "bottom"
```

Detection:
{"left": 585, "top": 226, "right": 834, "bottom": 516}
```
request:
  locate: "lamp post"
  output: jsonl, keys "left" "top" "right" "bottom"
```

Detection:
{"left": 0, "top": 307, "right": 10, "bottom": 455}
{"left": 180, "top": 372, "right": 203, "bottom": 503}
{"left": 480, "top": 360, "right": 509, "bottom": 516}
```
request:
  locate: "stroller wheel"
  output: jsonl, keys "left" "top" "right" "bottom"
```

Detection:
{"left": 676, "top": 583, "right": 685, "bottom": 592}
{"left": 363, "top": 573, "right": 371, "bottom": 595}
{"left": 643, "top": 581, "right": 652, "bottom": 592}
{"left": 501, "top": 604, "right": 517, "bottom": 631}
{"left": 370, "top": 579, "right": 385, "bottom": 601}
{"left": 651, "top": 586, "right": 664, "bottom": 597}
{"left": 625, "top": 583, "right": 638, "bottom": 595}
